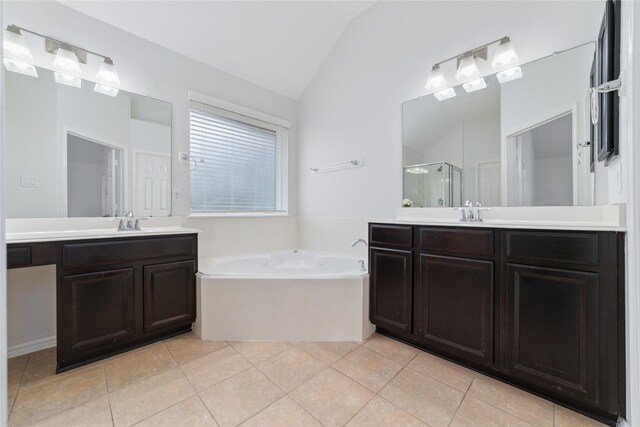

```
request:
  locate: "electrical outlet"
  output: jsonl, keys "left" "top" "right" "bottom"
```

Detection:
{"left": 172, "top": 188, "right": 182, "bottom": 201}
{"left": 21, "top": 175, "right": 39, "bottom": 187}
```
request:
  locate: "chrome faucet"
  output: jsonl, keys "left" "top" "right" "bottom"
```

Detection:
{"left": 358, "top": 260, "right": 366, "bottom": 271}
{"left": 116, "top": 211, "right": 146, "bottom": 231}
{"left": 351, "top": 239, "right": 368, "bottom": 247}
{"left": 454, "top": 201, "right": 489, "bottom": 222}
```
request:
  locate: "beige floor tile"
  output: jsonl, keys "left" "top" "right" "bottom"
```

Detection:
{"left": 333, "top": 346, "right": 403, "bottom": 392}
{"left": 8, "top": 394, "right": 16, "bottom": 416}
{"left": 379, "top": 367, "right": 463, "bottom": 427}
{"left": 28, "top": 395, "right": 113, "bottom": 427}
{"left": 407, "top": 351, "right": 475, "bottom": 392}
{"left": 362, "top": 334, "right": 418, "bottom": 365}
{"left": 135, "top": 395, "right": 217, "bottom": 427}
{"left": 104, "top": 343, "right": 177, "bottom": 391}
{"left": 468, "top": 375, "right": 555, "bottom": 427}
{"left": 297, "top": 341, "right": 359, "bottom": 364}
{"left": 241, "top": 396, "right": 321, "bottom": 427}
{"left": 256, "top": 347, "right": 326, "bottom": 392}
{"left": 229, "top": 341, "right": 292, "bottom": 364}
{"left": 450, "top": 396, "right": 534, "bottom": 427}
{"left": 9, "top": 366, "right": 107, "bottom": 426}
{"left": 109, "top": 367, "right": 195, "bottom": 427}
{"left": 28, "top": 347, "right": 56, "bottom": 363}
{"left": 346, "top": 396, "right": 426, "bottom": 427}
{"left": 200, "top": 368, "right": 284, "bottom": 426}
{"left": 181, "top": 346, "right": 251, "bottom": 392}
{"left": 165, "top": 336, "right": 228, "bottom": 365}
{"left": 8, "top": 355, "right": 29, "bottom": 396}
{"left": 554, "top": 405, "right": 607, "bottom": 427}
{"left": 20, "top": 355, "right": 101, "bottom": 391}
{"left": 290, "top": 368, "right": 374, "bottom": 427}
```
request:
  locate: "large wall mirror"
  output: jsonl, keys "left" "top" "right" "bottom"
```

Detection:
{"left": 6, "top": 66, "right": 172, "bottom": 218}
{"left": 403, "top": 43, "right": 595, "bottom": 208}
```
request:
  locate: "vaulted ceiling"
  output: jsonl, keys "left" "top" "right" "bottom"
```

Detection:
{"left": 59, "top": 1, "right": 376, "bottom": 100}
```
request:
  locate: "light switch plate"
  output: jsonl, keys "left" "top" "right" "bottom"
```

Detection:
{"left": 21, "top": 175, "right": 39, "bottom": 187}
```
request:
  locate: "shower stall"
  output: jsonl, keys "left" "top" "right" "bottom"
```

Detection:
{"left": 403, "top": 162, "right": 462, "bottom": 208}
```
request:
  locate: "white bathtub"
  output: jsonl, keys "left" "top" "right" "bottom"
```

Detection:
{"left": 194, "top": 251, "right": 375, "bottom": 341}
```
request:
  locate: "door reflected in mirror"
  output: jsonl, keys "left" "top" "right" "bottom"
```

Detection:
{"left": 402, "top": 43, "right": 595, "bottom": 207}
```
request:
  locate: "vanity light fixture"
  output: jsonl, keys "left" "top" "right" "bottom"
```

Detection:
{"left": 2, "top": 24, "right": 121, "bottom": 96}
{"left": 94, "top": 58, "right": 120, "bottom": 96}
{"left": 496, "top": 66, "right": 523, "bottom": 83}
{"left": 462, "top": 77, "right": 487, "bottom": 93}
{"left": 424, "top": 65, "right": 446, "bottom": 92}
{"left": 433, "top": 87, "right": 456, "bottom": 101}
{"left": 423, "top": 36, "right": 523, "bottom": 100}
{"left": 2, "top": 25, "right": 38, "bottom": 77}
{"left": 491, "top": 37, "right": 519, "bottom": 69}
{"left": 455, "top": 53, "right": 481, "bottom": 81}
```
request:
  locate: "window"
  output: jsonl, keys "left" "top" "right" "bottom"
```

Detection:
{"left": 189, "top": 99, "right": 288, "bottom": 215}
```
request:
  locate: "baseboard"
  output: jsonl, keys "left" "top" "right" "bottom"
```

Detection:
{"left": 8, "top": 335, "right": 56, "bottom": 358}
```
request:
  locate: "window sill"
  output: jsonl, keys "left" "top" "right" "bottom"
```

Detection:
{"left": 187, "top": 212, "right": 290, "bottom": 219}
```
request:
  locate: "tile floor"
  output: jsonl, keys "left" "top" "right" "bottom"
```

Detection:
{"left": 7, "top": 333, "right": 606, "bottom": 427}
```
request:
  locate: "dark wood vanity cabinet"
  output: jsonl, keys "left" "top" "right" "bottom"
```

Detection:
{"left": 56, "top": 234, "right": 198, "bottom": 371}
{"left": 8, "top": 233, "right": 198, "bottom": 372}
{"left": 369, "top": 223, "right": 624, "bottom": 424}
{"left": 368, "top": 224, "right": 414, "bottom": 337}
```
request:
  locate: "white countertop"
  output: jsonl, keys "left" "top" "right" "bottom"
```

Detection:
{"left": 371, "top": 205, "right": 627, "bottom": 232}
{"left": 5, "top": 217, "right": 201, "bottom": 244}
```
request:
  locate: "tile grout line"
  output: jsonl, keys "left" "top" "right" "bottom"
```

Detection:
{"left": 170, "top": 339, "right": 223, "bottom": 426}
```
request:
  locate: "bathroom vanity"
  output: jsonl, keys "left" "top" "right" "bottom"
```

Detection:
{"left": 7, "top": 226, "right": 199, "bottom": 372}
{"left": 368, "top": 221, "right": 625, "bottom": 424}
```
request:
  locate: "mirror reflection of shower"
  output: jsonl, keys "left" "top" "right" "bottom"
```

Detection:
{"left": 403, "top": 161, "right": 462, "bottom": 207}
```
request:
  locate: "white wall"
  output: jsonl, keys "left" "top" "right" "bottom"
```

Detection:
{"left": 3, "top": 0, "right": 299, "bottom": 353}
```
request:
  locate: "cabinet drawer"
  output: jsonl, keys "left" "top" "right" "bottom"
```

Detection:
{"left": 62, "top": 235, "right": 197, "bottom": 269}
{"left": 420, "top": 227, "right": 493, "bottom": 257}
{"left": 7, "top": 246, "right": 31, "bottom": 268}
{"left": 369, "top": 224, "right": 413, "bottom": 248}
{"left": 505, "top": 231, "right": 599, "bottom": 267}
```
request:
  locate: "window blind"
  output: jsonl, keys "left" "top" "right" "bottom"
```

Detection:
{"left": 189, "top": 101, "right": 287, "bottom": 213}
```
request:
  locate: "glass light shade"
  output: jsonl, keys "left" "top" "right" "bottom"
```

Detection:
{"left": 53, "top": 48, "right": 81, "bottom": 75}
{"left": 462, "top": 77, "right": 487, "bottom": 93}
{"left": 54, "top": 71, "right": 81, "bottom": 88}
{"left": 3, "top": 29, "right": 33, "bottom": 61}
{"left": 492, "top": 39, "right": 518, "bottom": 69}
{"left": 433, "top": 87, "right": 456, "bottom": 101}
{"left": 424, "top": 66, "right": 446, "bottom": 92}
{"left": 96, "top": 60, "right": 120, "bottom": 87}
{"left": 94, "top": 83, "right": 119, "bottom": 97}
{"left": 3, "top": 58, "right": 38, "bottom": 77}
{"left": 455, "top": 54, "right": 480, "bottom": 81}
{"left": 496, "top": 66, "right": 523, "bottom": 83}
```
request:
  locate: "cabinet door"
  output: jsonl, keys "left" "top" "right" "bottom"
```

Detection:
{"left": 61, "top": 268, "right": 136, "bottom": 361}
{"left": 143, "top": 260, "right": 196, "bottom": 333}
{"left": 505, "top": 264, "right": 599, "bottom": 405}
{"left": 417, "top": 254, "right": 494, "bottom": 367}
{"left": 369, "top": 247, "right": 413, "bottom": 336}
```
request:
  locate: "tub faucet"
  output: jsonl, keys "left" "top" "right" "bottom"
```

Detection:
{"left": 351, "top": 239, "right": 368, "bottom": 247}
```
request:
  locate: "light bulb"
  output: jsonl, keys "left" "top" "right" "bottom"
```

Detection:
{"left": 3, "top": 29, "right": 32, "bottom": 60}
{"left": 492, "top": 38, "right": 519, "bottom": 69}
{"left": 53, "top": 47, "right": 81, "bottom": 75}
{"left": 425, "top": 65, "right": 446, "bottom": 92}
{"left": 496, "top": 66, "right": 523, "bottom": 83}
{"left": 54, "top": 71, "right": 81, "bottom": 88}
{"left": 462, "top": 77, "right": 487, "bottom": 93}
{"left": 3, "top": 57, "right": 38, "bottom": 77}
{"left": 433, "top": 87, "right": 456, "bottom": 101}
{"left": 455, "top": 54, "right": 480, "bottom": 81}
